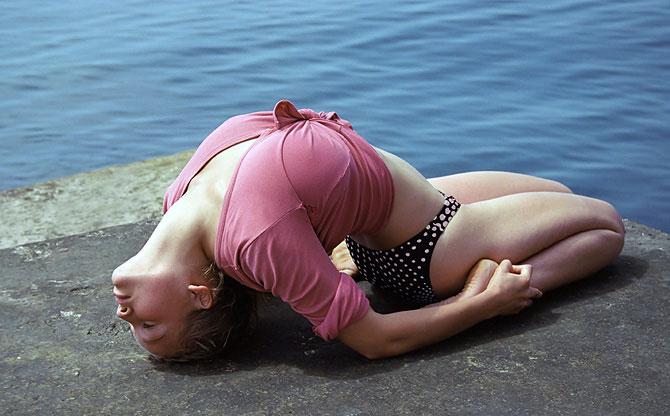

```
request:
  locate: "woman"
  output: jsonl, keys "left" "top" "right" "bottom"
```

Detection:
{"left": 112, "top": 100, "right": 624, "bottom": 360}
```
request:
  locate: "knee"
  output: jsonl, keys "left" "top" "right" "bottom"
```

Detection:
{"left": 599, "top": 227, "right": 625, "bottom": 259}
{"left": 600, "top": 201, "right": 626, "bottom": 252}
{"left": 584, "top": 197, "right": 625, "bottom": 236}
{"left": 605, "top": 201, "right": 625, "bottom": 236}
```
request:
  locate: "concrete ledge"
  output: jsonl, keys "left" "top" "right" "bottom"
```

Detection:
{"left": 0, "top": 220, "right": 668, "bottom": 415}
{"left": 0, "top": 151, "right": 192, "bottom": 249}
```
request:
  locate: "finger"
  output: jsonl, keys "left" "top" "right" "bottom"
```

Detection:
{"left": 529, "top": 287, "right": 543, "bottom": 298}
{"left": 510, "top": 263, "right": 529, "bottom": 274}
{"left": 511, "top": 264, "right": 532, "bottom": 279}
{"left": 497, "top": 259, "right": 512, "bottom": 273}
{"left": 510, "top": 264, "right": 531, "bottom": 277}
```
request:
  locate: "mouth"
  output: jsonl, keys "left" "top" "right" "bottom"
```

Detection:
{"left": 114, "top": 293, "right": 131, "bottom": 305}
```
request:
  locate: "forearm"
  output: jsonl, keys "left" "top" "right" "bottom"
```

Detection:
{"left": 338, "top": 260, "right": 539, "bottom": 359}
{"left": 382, "top": 292, "right": 497, "bottom": 356}
{"left": 376, "top": 260, "right": 539, "bottom": 357}
{"left": 339, "top": 292, "right": 498, "bottom": 359}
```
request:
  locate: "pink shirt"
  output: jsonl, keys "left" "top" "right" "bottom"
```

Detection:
{"left": 164, "top": 100, "right": 394, "bottom": 340}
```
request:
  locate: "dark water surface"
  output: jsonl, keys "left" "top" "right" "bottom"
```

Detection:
{"left": 1, "top": 1, "right": 668, "bottom": 230}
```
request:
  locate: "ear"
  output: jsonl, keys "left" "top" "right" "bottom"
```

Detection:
{"left": 187, "top": 284, "right": 214, "bottom": 310}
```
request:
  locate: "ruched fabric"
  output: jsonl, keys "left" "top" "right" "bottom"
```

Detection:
{"left": 272, "top": 99, "right": 353, "bottom": 130}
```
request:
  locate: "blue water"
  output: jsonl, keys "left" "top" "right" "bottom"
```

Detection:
{"left": 1, "top": 1, "right": 669, "bottom": 231}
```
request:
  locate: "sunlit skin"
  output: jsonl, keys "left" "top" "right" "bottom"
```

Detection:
{"left": 112, "top": 194, "right": 217, "bottom": 357}
{"left": 112, "top": 136, "right": 625, "bottom": 360}
{"left": 112, "top": 268, "right": 203, "bottom": 357}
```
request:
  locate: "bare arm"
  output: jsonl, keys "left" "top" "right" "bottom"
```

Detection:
{"left": 337, "top": 260, "right": 541, "bottom": 359}
{"left": 338, "top": 292, "right": 497, "bottom": 359}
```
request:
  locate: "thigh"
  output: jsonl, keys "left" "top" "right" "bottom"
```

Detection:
{"left": 428, "top": 171, "right": 572, "bottom": 204}
{"left": 429, "top": 191, "right": 622, "bottom": 295}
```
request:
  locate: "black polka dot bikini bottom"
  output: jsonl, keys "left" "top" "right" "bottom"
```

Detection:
{"left": 345, "top": 192, "right": 462, "bottom": 307}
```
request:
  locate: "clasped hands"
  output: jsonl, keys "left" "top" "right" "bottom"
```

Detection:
{"left": 483, "top": 259, "right": 542, "bottom": 316}
{"left": 331, "top": 240, "right": 541, "bottom": 316}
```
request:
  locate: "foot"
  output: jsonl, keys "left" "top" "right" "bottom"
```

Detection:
{"left": 459, "top": 259, "right": 499, "bottom": 299}
{"left": 330, "top": 240, "right": 359, "bottom": 278}
{"left": 428, "top": 259, "right": 498, "bottom": 307}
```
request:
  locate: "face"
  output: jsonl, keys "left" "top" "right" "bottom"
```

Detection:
{"left": 112, "top": 261, "right": 202, "bottom": 358}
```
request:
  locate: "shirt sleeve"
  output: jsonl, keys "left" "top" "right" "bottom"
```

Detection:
{"left": 238, "top": 208, "right": 370, "bottom": 340}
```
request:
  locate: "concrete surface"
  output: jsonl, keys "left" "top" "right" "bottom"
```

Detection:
{"left": 0, "top": 219, "right": 668, "bottom": 415}
{"left": 0, "top": 150, "right": 192, "bottom": 249}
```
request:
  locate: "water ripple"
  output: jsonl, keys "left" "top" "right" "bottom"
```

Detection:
{"left": 0, "top": 0, "right": 668, "bottom": 230}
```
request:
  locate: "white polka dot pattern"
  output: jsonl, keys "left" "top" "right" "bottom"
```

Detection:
{"left": 345, "top": 194, "right": 461, "bottom": 306}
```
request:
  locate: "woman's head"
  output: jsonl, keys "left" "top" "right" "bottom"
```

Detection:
{"left": 112, "top": 258, "right": 257, "bottom": 361}
{"left": 111, "top": 253, "right": 214, "bottom": 358}
{"left": 112, "top": 200, "right": 258, "bottom": 360}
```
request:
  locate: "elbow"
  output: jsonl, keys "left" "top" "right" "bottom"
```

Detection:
{"left": 337, "top": 310, "right": 407, "bottom": 360}
{"left": 363, "top": 352, "right": 385, "bottom": 360}
{"left": 354, "top": 335, "right": 403, "bottom": 360}
{"left": 341, "top": 333, "right": 395, "bottom": 360}
{"left": 358, "top": 345, "right": 388, "bottom": 360}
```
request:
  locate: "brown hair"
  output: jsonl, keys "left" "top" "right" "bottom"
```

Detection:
{"left": 162, "top": 263, "right": 260, "bottom": 362}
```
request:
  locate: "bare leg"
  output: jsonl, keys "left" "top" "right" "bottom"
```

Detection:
{"left": 424, "top": 259, "right": 498, "bottom": 307}
{"left": 428, "top": 171, "right": 572, "bottom": 203}
{"left": 430, "top": 191, "right": 625, "bottom": 296}
{"left": 345, "top": 153, "right": 622, "bottom": 299}
{"left": 521, "top": 229, "right": 623, "bottom": 292}
{"left": 425, "top": 171, "right": 597, "bottom": 295}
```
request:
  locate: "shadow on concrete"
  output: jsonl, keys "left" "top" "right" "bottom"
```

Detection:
{"left": 149, "top": 254, "right": 648, "bottom": 381}
{"left": 1, "top": 220, "right": 667, "bottom": 415}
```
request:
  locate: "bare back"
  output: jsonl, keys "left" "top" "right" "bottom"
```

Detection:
{"left": 353, "top": 147, "right": 445, "bottom": 249}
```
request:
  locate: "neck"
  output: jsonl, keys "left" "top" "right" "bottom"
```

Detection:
{"left": 114, "top": 192, "right": 218, "bottom": 290}
{"left": 182, "top": 185, "right": 224, "bottom": 263}
{"left": 142, "top": 194, "right": 213, "bottom": 274}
